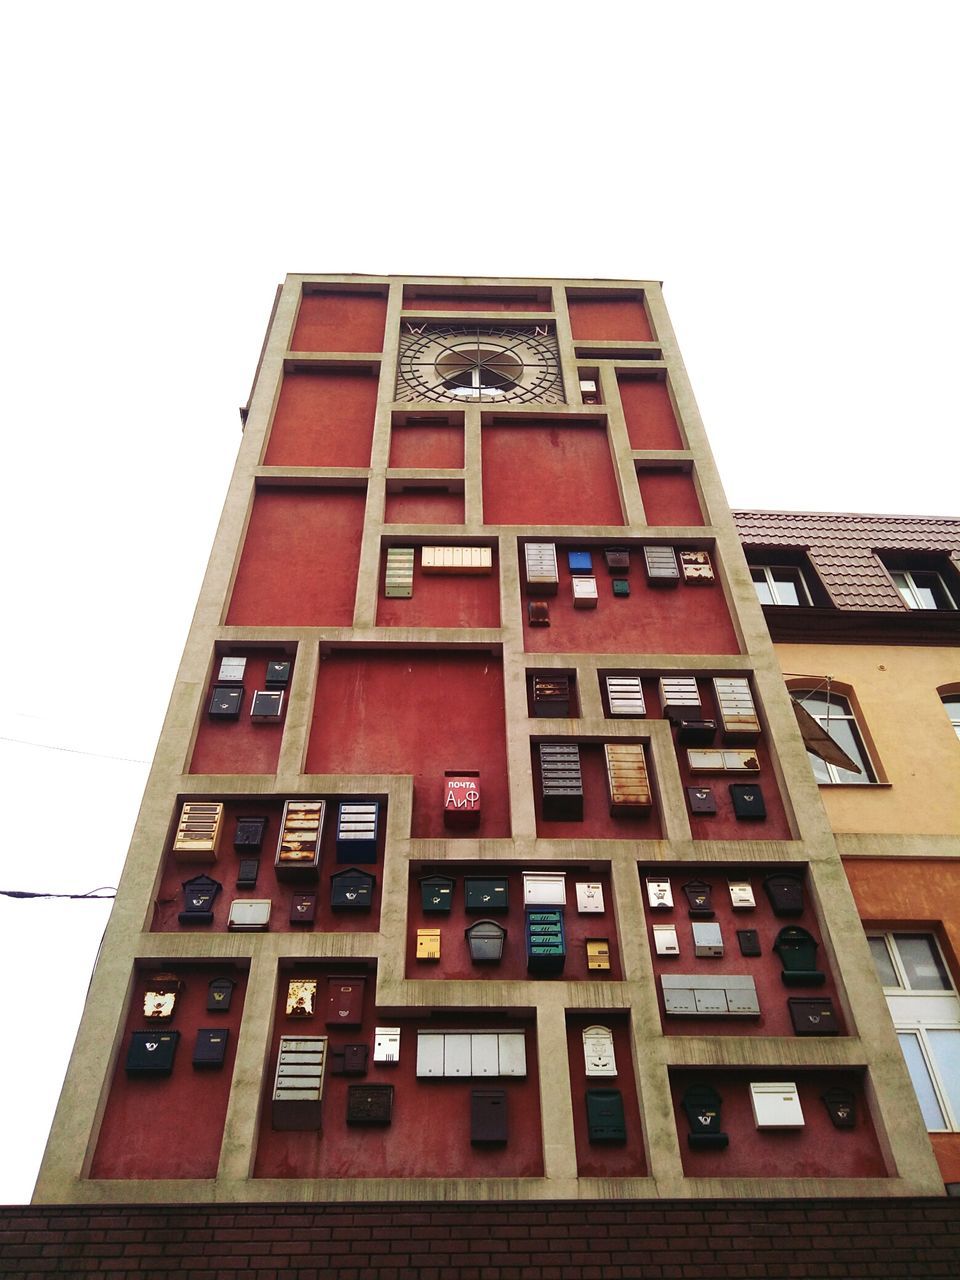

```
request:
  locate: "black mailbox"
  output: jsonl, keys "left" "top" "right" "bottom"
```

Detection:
{"left": 330, "top": 867, "right": 374, "bottom": 910}
{"left": 682, "top": 879, "right": 715, "bottom": 918}
{"left": 126, "top": 1030, "right": 180, "bottom": 1075}
{"left": 737, "top": 929, "right": 762, "bottom": 957}
{"left": 788, "top": 996, "right": 839, "bottom": 1035}
{"left": 236, "top": 857, "right": 259, "bottom": 889}
{"left": 528, "top": 601, "right": 550, "bottom": 626}
{"left": 821, "top": 1086, "right": 856, "bottom": 1129}
{"left": 206, "top": 977, "right": 236, "bottom": 1012}
{"left": 681, "top": 1084, "right": 729, "bottom": 1150}
{"left": 678, "top": 720, "right": 718, "bottom": 746}
{"left": 290, "top": 893, "right": 317, "bottom": 926}
{"left": 764, "top": 873, "right": 805, "bottom": 916}
{"left": 346, "top": 1084, "right": 394, "bottom": 1127}
{"left": 471, "top": 1089, "right": 508, "bottom": 1144}
{"left": 208, "top": 685, "right": 243, "bottom": 719}
{"left": 686, "top": 786, "right": 717, "bottom": 815}
{"left": 178, "top": 874, "right": 221, "bottom": 925}
{"left": 774, "top": 926, "right": 826, "bottom": 987}
{"left": 420, "top": 874, "right": 455, "bottom": 913}
{"left": 586, "top": 1089, "right": 627, "bottom": 1142}
{"left": 193, "top": 1028, "right": 229, "bottom": 1069}
{"left": 730, "top": 783, "right": 766, "bottom": 820}
{"left": 330, "top": 1044, "right": 369, "bottom": 1076}
{"left": 234, "top": 816, "right": 267, "bottom": 852}
{"left": 604, "top": 547, "right": 630, "bottom": 572}
{"left": 464, "top": 877, "right": 509, "bottom": 913}
{"left": 466, "top": 919, "right": 507, "bottom": 963}
{"left": 265, "top": 660, "right": 292, "bottom": 687}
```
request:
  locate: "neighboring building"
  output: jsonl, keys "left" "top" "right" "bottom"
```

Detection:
{"left": 31, "top": 276, "right": 948, "bottom": 1211}
{"left": 735, "top": 509, "right": 960, "bottom": 1184}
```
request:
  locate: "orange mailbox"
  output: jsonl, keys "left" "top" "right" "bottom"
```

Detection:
{"left": 443, "top": 771, "right": 481, "bottom": 829}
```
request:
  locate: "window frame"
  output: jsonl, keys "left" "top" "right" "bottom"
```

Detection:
{"left": 750, "top": 563, "right": 813, "bottom": 607}
{"left": 941, "top": 693, "right": 960, "bottom": 741}
{"left": 888, "top": 567, "right": 957, "bottom": 612}
{"left": 790, "top": 686, "right": 877, "bottom": 784}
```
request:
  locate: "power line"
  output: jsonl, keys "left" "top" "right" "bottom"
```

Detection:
{"left": 0, "top": 734, "right": 150, "bottom": 765}
{"left": 0, "top": 887, "right": 116, "bottom": 901}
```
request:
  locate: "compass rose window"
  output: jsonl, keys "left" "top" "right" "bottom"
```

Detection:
{"left": 396, "top": 324, "right": 565, "bottom": 405}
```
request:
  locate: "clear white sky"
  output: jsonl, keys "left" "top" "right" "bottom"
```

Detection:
{"left": 1, "top": 2, "right": 957, "bottom": 1203}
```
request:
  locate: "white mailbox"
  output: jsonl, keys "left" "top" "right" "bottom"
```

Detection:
{"left": 442, "top": 1033, "right": 472, "bottom": 1076}
{"left": 217, "top": 655, "right": 247, "bottom": 683}
{"left": 374, "top": 1026, "right": 401, "bottom": 1063}
{"left": 646, "top": 877, "right": 673, "bottom": 910}
{"left": 523, "top": 872, "right": 567, "bottom": 906}
{"left": 605, "top": 675, "right": 646, "bottom": 717}
{"left": 497, "top": 1032, "right": 527, "bottom": 1077}
{"left": 653, "top": 923, "right": 680, "bottom": 956}
{"left": 572, "top": 576, "right": 599, "bottom": 608}
{"left": 227, "top": 899, "right": 271, "bottom": 931}
{"left": 728, "top": 880, "right": 756, "bottom": 910}
{"left": 470, "top": 1034, "right": 500, "bottom": 1076}
{"left": 693, "top": 922, "right": 724, "bottom": 957}
{"left": 582, "top": 1025, "right": 618, "bottom": 1077}
{"left": 694, "top": 988, "right": 728, "bottom": 1014}
{"left": 663, "top": 985, "right": 698, "bottom": 1014}
{"left": 750, "top": 1081, "right": 805, "bottom": 1129}
{"left": 576, "top": 882, "right": 605, "bottom": 913}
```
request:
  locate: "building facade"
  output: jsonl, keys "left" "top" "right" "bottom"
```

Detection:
{"left": 32, "top": 275, "right": 947, "bottom": 1206}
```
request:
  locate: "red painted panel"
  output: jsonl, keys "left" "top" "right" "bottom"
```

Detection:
{"left": 291, "top": 290, "right": 387, "bottom": 353}
{"left": 254, "top": 985, "right": 542, "bottom": 1179}
{"left": 641, "top": 862, "right": 841, "bottom": 1037}
{"left": 307, "top": 650, "right": 510, "bottom": 839}
{"left": 671, "top": 1069, "right": 888, "bottom": 1179}
{"left": 190, "top": 650, "right": 290, "bottom": 776}
{"left": 403, "top": 291, "right": 548, "bottom": 312}
{"left": 566, "top": 1012, "right": 646, "bottom": 1176}
{"left": 376, "top": 548, "right": 500, "bottom": 629}
{"left": 523, "top": 547, "right": 740, "bottom": 656}
{"left": 90, "top": 962, "right": 247, "bottom": 1180}
{"left": 384, "top": 490, "right": 465, "bottom": 525}
{"left": 405, "top": 863, "right": 622, "bottom": 981}
{"left": 637, "top": 468, "right": 704, "bottom": 526}
{"left": 263, "top": 370, "right": 378, "bottom": 468}
{"left": 533, "top": 742, "right": 662, "bottom": 840}
{"left": 389, "top": 425, "right": 464, "bottom": 469}
{"left": 226, "top": 487, "right": 365, "bottom": 627}
{"left": 151, "top": 795, "right": 384, "bottom": 935}
{"left": 568, "top": 297, "right": 653, "bottom": 342}
{"left": 618, "top": 376, "right": 684, "bottom": 449}
{"left": 482, "top": 423, "right": 624, "bottom": 527}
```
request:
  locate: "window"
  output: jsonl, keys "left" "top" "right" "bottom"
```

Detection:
{"left": 791, "top": 688, "right": 875, "bottom": 784}
{"left": 869, "top": 932, "right": 960, "bottom": 1131}
{"left": 750, "top": 564, "right": 812, "bottom": 606}
{"left": 889, "top": 568, "right": 957, "bottom": 611}
{"left": 942, "top": 695, "right": 960, "bottom": 740}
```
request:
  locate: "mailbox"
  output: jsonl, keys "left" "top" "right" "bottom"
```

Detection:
{"left": 788, "top": 997, "right": 839, "bottom": 1035}
{"left": 681, "top": 1084, "right": 728, "bottom": 1149}
{"left": 604, "top": 742, "right": 652, "bottom": 814}
{"left": 677, "top": 719, "right": 718, "bottom": 746}
{"left": 234, "top": 816, "right": 267, "bottom": 853}
{"left": 286, "top": 979, "right": 317, "bottom": 1018}
{"left": 586, "top": 938, "right": 611, "bottom": 971}
{"left": 526, "top": 908, "right": 565, "bottom": 975}
{"left": 524, "top": 542, "right": 559, "bottom": 594}
{"left": 821, "top": 1087, "right": 856, "bottom": 1129}
{"left": 465, "top": 919, "right": 506, "bottom": 962}
{"left": 679, "top": 549, "right": 715, "bottom": 584}
{"left": 178, "top": 874, "right": 221, "bottom": 925}
{"left": 604, "top": 547, "right": 630, "bottom": 572}
{"left": 728, "top": 880, "right": 756, "bottom": 910}
{"left": 582, "top": 1025, "right": 617, "bottom": 1076}
{"left": 523, "top": 871, "right": 566, "bottom": 906}
{"left": 659, "top": 676, "right": 701, "bottom": 719}
{"left": 329, "top": 1044, "right": 369, "bottom": 1076}
{"left": 643, "top": 545, "right": 680, "bottom": 586}
{"left": 217, "top": 655, "right": 247, "bottom": 684}
{"left": 250, "top": 689, "right": 284, "bottom": 721}
{"left": 208, "top": 685, "right": 243, "bottom": 719}
{"left": 143, "top": 975, "right": 181, "bottom": 1021}
{"left": 126, "top": 1030, "right": 180, "bottom": 1075}
{"left": 206, "top": 977, "right": 235, "bottom": 1012}
{"left": 289, "top": 893, "right": 317, "bottom": 925}
{"left": 420, "top": 874, "right": 455, "bottom": 913}
{"left": 236, "top": 857, "right": 259, "bottom": 889}
{"left": 443, "top": 771, "right": 481, "bottom": 829}
{"left": 730, "top": 783, "right": 766, "bottom": 820}
{"left": 373, "top": 1027, "right": 401, "bottom": 1063}
{"left": 576, "top": 882, "right": 604, "bottom": 913}
{"left": 662, "top": 974, "right": 759, "bottom": 1017}
{"left": 272, "top": 1035, "right": 326, "bottom": 1131}
{"left": 192, "top": 1028, "right": 229, "bottom": 1069}
{"left": 713, "top": 677, "right": 761, "bottom": 743}
{"left": 693, "top": 922, "right": 724, "bottom": 958}
{"left": 686, "top": 786, "right": 717, "bottom": 815}
{"left": 330, "top": 868, "right": 374, "bottom": 910}
{"left": 417, "top": 928, "right": 441, "bottom": 961}
{"left": 531, "top": 674, "right": 572, "bottom": 717}
{"left": 773, "top": 926, "right": 825, "bottom": 986}
{"left": 571, "top": 575, "right": 599, "bottom": 608}
{"left": 653, "top": 923, "right": 680, "bottom": 956}
{"left": 384, "top": 547, "right": 415, "bottom": 598}
{"left": 539, "top": 742, "right": 583, "bottom": 820}
{"left": 580, "top": 377, "right": 600, "bottom": 404}
{"left": 645, "top": 877, "right": 673, "bottom": 910}
{"left": 421, "top": 546, "right": 493, "bottom": 575}
{"left": 347, "top": 1084, "right": 394, "bottom": 1127}
{"left": 567, "top": 549, "right": 593, "bottom": 572}
{"left": 227, "top": 899, "right": 271, "bottom": 930}
{"left": 612, "top": 578, "right": 630, "bottom": 597}
{"left": 527, "top": 601, "right": 551, "bottom": 626}
{"left": 275, "top": 800, "right": 324, "bottom": 881}
{"left": 172, "top": 801, "right": 224, "bottom": 863}
{"left": 325, "top": 976, "right": 365, "bottom": 1026}
{"left": 605, "top": 675, "right": 645, "bottom": 716}
{"left": 682, "top": 879, "right": 715, "bottom": 918}
{"left": 687, "top": 749, "right": 761, "bottom": 773}
{"left": 750, "top": 1081, "right": 804, "bottom": 1129}
{"left": 737, "top": 929, "right": 762, "bottom": 957}
{"left": 464, "top": 877, "right": 508, "bottom": 913}
{"left": 586, "top": 1089, "right": 627, "bottom": 1142}
{"left": 471, "top": 1089, "right": 508, "bottom": 1144}
{"left": 764, "top": 873, "right": 805, "bottom": 916}
{"left": 335, "top": 801, "right": 379, "bottom": 863}
{"left": 265, "top": 660, "right": 292, "bottom": 687}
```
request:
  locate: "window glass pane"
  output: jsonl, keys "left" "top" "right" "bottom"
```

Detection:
{"left": 896, "top": 935, "right": 952, "bottom": 991}
{"left": 927, "top": 1031, "right": 960, "bottom": 1127}
{"left": 869, "top": 936, "right": 900, "bottom": 988}
{"left": 794, "top": 691, "right": 834, "bottom": 718}
{"left": 913, "top": 581, "right": 939, "bottom": 610}
{"left": 771, "top": 569, "right": 801, "bottom": 606}
{"left": 944, "top": 697, "right": 960, "bottom": 739}
{"left": 897, "top": 1032, "right": 946, "bottom": 1129}
{"left": 890, "top": 572, "right": 916, "bottom": 608}
{"left": 751, "top": 569, "right": 774, "bottom": 605}
{"left": 820, "top": 717, "right": 872, "bottom": 784}
{"left": 807, "top": 750, "right": 832, "bottom": 785}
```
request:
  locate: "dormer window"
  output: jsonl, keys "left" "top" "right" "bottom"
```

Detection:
{"left": 750, "top": 564, "right": 812, "bottom": 606}
{"left": 889, "top": 568, "right": 957, "bottom": 611}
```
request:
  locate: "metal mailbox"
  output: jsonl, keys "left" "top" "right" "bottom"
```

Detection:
{"left": 172, "top": 801, "right": 224, "bottom": 862}
{"left": 605, "top": 674, "right": 645, "bottom": 717}
{"left": 126, "top": 1030, "right": 180, "bottom": 1075}
{"left": 416, "top": 928, "right": 441, "bottom": 961}
{"left": 586, "top": 938, "right": 611, "bottom": 971}
{"left": 822, "top": 1087, "right": 856, "bottom": 1129}
{"left": 329, "top": 1043, "right": 369, "bottom": 1076}
{"left": 522, "top": 871, "right": 566, "bottom": 906}
{"left": 275, "top": 800, "right": 324, "bottom": 880}
{"left": 582, "top": 1025, "right": 617, "bottom": 1077}
{"left": 347, "top": 1084, "right": 394, "bottom": 1127}
{"left": 373, "top": 1027, "right": 401, "bottom": 1063}
{"left": 420, "top": 874, "right": 455, "bottom": 913}
{"left": 234, "top": 816, "right": 267, "bottom": 852}
{"left": 531, "top": 674, "right": 573, "bottom": 717}
{"left": 443, "top": 771, "right": 481, "bottom": 829}
{"left": 286, "top": 979, "right": 317, "bottom": 1018}
{"left": 567, "top": 549, "right": 593, "bottom": 572}
{"left": 217, "top": 655, "right": 247, "bottom": 684}
{"left": 612, "top": 577, "right": 630, "bottom": 597}
{"left": 679, "top": 549, "right": 715, "bottom": 584}
{"left": 227, "top": 899, "right": 271, "bottom": 931}
{"left": 330, "top": 867, "right": 374, "bottom": 910}
{"left": 788, "top": 996, "right": 839, "bottom": 1035}
{"left": 384, "top": 547, "right": 415, "bottom": 597}
{"left": 728, "top": 880, "right": 756, "bottom": 910}
{"left": 686, "top": 786, "right": 717, "bottom": 815}
{"left": 687, "top": 748, "right": 760, "bottom": 773}
{"left": 324, "top": 976, "right": 365, "bottom": 1026}
{"left": 524, "top": 542, "right": 559, "bottom": 594}
{"left": 764, "top": 873, "right": 805, "bottom": 916}
{"left": 464, "top": 877, "right": 508, "bottom": 913}
{"left": 737, "top": 929, "right": 762, "bottom": 957}
{"left": 662, "top": 973, "right": 760, "bottom": 1018}
{"left": 713, "top": 677, "right": 761, "bottom": 743}
{"left": 773, "top": 926, "right": 825, "bottom": 986}
{"left": 659, "top": 675, "right": 701, "bottom": 718}
{"left": 265, "top": 660, "right": 292, "bottom": 687}
{"left": 586, "top": 1089, "right": 627, "bottom": 1142}
{"left": 643, "top": 545, "right": 680, "bottom": 586}
{"left": 235, "top": 857, "right": 259, "bottom": 889}
{"left": 272, "top": 1035, "right": 326, "bottom": 1131}
{"left": 206, "top": 977, "right": 235, "bottom": 1012}
{"left": 421, "top": 545, "right": 493, "bottom": 575}
{"left": 289, "top": 893, "right": 317, "bottom": 925}
{"left": 750, "top": 1081, "right": 804, "bottom": 1129}
{"left": 693, "top": 922, "right": 724, "bottom": 958}
{"left": 471, "top": 1089, "right": 508, "bottom": 1144}
{"left": 538, "top": 742, "right": 583, "bottom": 821}
{"left": 677, "top": 718, "right": 718, "bottom": 745}
{"left": 604, "top": 742, "right": 652, "bottom": 814}
{"left": 527, "top": 600, "right": 550, "bottom": 626}
{"left": 335, "top": 801, "right": 379, "bottom": 863}
{"left": 250, "top": 689, "right": 284, "bottom": 721}
{"left": 645, "top": 877, "right": 673, "bottom": 910}
{"left": 208, "top": 685, "right": 243, "bottom": 719}
{"left": 653, "top": 923, "right": 680, "bottom": 956}
{"left": 571, "top": 575, "right": 599, "bottom": 608}
{"left": 682, "top": 879, "right": 715, "bottom": 918}
{"left": 576, "top": 882, "right": 604, "bottom": 913}
{"left": 143, "top": 976, "right": 180, "bottom": 1021}
{"left": 730, "top": 783, "right": 766, "bottom": 820}
{"left": 178, "top": 874, "right": 221, "bottom": 925}
{"left": 682, "top": 1084, "right": 728, "bottom": 1149}
{"left": 192, "top": 1028, "right": 229, "bottom": 1069}
{"left": 604, "top": 547, "right": 630, "bottom": 572}
{"left": 525, "top": 907, "right": 565, "bottom": 975}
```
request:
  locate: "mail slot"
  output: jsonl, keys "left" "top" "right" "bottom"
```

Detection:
{"left": 582, "top": 1025, "right": 618, "bottom": 1076}
{"left": 471, "top": 1088, "right": 508, "bottom": 1144}
{"left": 192, "top": 1028, "right": 229, "bottom": 1069}
{"left": 604, "top": 742, "right": 652, "bottom": 814}
{"left": 679, "top": 549, "right": 715, "bottom": 584}
{"left": 682, "top": 879, "right": 715, "bottom": 918}
{"left": 750, "top": 1081, "right": 804, "bottom": 1129}
{"left": 586, "top": 938, "right": 611, "bottom": 971}
{"left": 531, "top": 674, "right": 572, "bottom": 717}
{"left": 643, "top": 545, "right": 680, "bottom": 586}
{"left": 330, "top": 868, "right": 374, "bottom": 910}
{"left": 576, "top": 882, "right": 604, "bottom": 913}
{"left": 178, "top": 874, "right": 221, "bottom": 925}
{"left": 420, "top": 874, "right": 455, "bottom": 913}
{"left": 126, "top": 1030, "right": 180, "bottom": 1075}
{"left": 464, "top": 877, "right": 508, "bottom": 913}
{"left": 208, "top": 685, "right": 243, "bottom": 719}
{"left": 325, "top": 976, "right": 365, "bottom": 1026}
{"left": 330, "top": 1044, "right": 369, "bottom": 1076}
{"left": 290, "top": 893, "right": 317, "bottom": 925}
{"left": 686, "top": 786, "right": 717, "bottom": 815}
{"left": 347, "top": 1084, "right": 394, "bottom": 1127}
{"left": 789, "top": 997, "right": 839, "bottom": 1035}
{"left": 730, "top": 783, "right": 766, "bottom": 820}
{"left": 172, "top": 801, "right": 224, "bottom": 862}
{"left": 443, "top": 771, "right": 481, "bottom": 829}
{"left": 764, "top": 873, "right": 805, "bottom": 916}
{"left": 234, "top": 816, "right": 267, "bottom": 852}
{"left": 335, "top": 801, "right": 379, "bottom": 863}
{"left": 417, "top": 928, "right": 441, "bottom": 961}
{"left": 586, "top": 1089, "right": 627, "bottom": 1142}
{"left": 206, "top": 977, "right": 235, "bottom": 1012}
{"left": 539, "top": 742, "right": 584, "bottom": 821}
{"left": 774, "top": 926, "right": 825, "bottom": 986}
{"left": 466, "top": 919, "right": 506, "bottom": 962}
{"left": 681, "top": 1084, "right": 728, "bottom": 1149}
{"left": 821, "top": 1086, "right": 856, "bottom": 1129}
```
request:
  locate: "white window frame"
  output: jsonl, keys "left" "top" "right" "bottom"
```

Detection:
{"left": 749, "top": 563, "right": 812, "bottom": 606}
{"left": 868, "top": 931, "right": 960, "bottom": 1133}
{"left": 889, "top": 568, "right": 957, "bottom": 611}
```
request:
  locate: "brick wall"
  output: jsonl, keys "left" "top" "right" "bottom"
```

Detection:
{"left": 3, "top": 1200, "right": 960, "bottom": 1279}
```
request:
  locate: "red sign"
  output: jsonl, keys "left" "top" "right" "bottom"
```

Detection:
{"left": 443, "top": 771, "right": 481, "bottom": 828}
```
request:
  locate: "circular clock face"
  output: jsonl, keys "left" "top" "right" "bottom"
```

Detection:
{"left": 396, "top": 324, "right": 565, "bottom": 405}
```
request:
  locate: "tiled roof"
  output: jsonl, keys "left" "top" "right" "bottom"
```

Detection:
{"left": 732, "top": 510, "right": 960, "bottom": 611}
